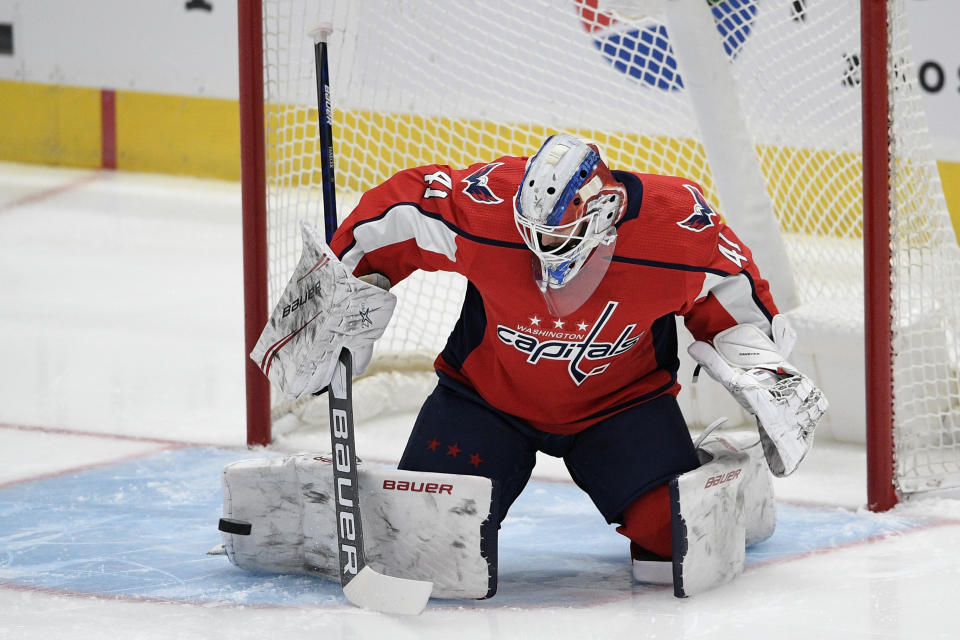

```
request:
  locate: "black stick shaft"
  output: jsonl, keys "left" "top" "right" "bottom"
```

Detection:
{"left": 312, "top": 24, "right": 365, "bottom": 587}
{"left": 313, "top": 35, "right": 338, "bottom": 243}
{"left": 310, "top": 25, "right": 430, "bottom": 612}
{"left": 327, "top": 350, "right": 367, "bottom": 585}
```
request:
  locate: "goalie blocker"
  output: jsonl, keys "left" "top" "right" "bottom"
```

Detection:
{"left": 249, "top": 220, "right": 396, "bottom": 400}
{"left": 218, "top": 455, "right": 498, "bottom": 599}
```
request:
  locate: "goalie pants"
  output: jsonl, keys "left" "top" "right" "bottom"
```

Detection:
{"left": 399, "top": 373, "right": 700, "bottom": 532}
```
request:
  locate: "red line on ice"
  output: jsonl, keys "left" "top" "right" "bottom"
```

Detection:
{"left": 0, "top": 172, "right": 106, "bottom": 215}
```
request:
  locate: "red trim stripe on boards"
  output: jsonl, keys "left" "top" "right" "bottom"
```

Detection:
{"left": 100, "top": 89, "right": 117, "bottom": 170}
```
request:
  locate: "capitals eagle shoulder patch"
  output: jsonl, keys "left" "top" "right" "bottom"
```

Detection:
{"left": 677, "top": 184, "right": 718, "bottom": 232}
{"left": 462, "top": 162, "right": 504, "bottom": 204}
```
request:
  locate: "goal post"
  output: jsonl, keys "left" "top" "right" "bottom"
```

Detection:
{"left": 238, "top": 0, "right": 270, "bottom": 447}
{"left": 861, "top": 0, "right": 896, "bottom": 511}
{"left": 238, "top": 0, "right": 960, "bottom": 508}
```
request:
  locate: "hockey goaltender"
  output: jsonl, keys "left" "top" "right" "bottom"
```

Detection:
{"left": 219, "top": 135, "right": 827, "bottom": 610}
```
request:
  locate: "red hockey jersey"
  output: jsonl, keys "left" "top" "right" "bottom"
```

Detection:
{"left": 329, "top": 157, "right": 779, "bottom": 435}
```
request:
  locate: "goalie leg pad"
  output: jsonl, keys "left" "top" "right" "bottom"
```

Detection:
{"left": 668, "top": 446, "right": 748, "bottom": 598}
{"left": 631, "top": 434, "right": 775, "bottom": 593}
{"left": 697, "top": 434, "right": 776, "bottom": 547}
{"left": 220, "top": 454, "right": 497, "bottom": 599}
{"left": 220, "top": 456, "right": 303, "bottom": 573}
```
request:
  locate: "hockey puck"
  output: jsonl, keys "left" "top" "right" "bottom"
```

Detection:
{"left": 218, "top": 518, "right": 252, "bottom": 535}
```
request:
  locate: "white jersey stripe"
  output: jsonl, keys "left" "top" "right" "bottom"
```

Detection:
{"left": 342, "top": 204, "right": 460, "bottom": 271}
{"left": 698, "top": 271, "right": 770, "bottom": 329}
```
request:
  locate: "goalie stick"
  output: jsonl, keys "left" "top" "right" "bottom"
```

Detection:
{"left": 310, "top": 22, "right": 433, "bottom": 615}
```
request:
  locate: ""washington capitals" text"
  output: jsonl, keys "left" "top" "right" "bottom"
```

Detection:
{"left": 496, "top": 301, "right": 642, "bottom": 385}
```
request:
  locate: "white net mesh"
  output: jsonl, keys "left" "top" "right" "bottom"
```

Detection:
{"left": 888, "top": 2, "right": 960, "bottom": 493}
{"left": 254, "top": 0, "right": 960, "bottom": 495}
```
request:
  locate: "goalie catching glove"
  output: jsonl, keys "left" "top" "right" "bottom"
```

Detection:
{"left": 249, "top": 220, "right": 396, "bottom": 399}
{"left": 687, "top": 315, "right": 828, "bottom": 477}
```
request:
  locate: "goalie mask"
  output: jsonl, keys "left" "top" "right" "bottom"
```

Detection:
{"left": 514, "top": 135, "right": 627, "bottom": 316}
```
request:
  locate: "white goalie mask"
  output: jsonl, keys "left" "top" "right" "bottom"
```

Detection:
{"left": 514, "top": 135, "right": 627, "bottom": 315}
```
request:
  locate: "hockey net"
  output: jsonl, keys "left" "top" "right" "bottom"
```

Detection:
{"left": 239, "top": 0, "right": 960, "bottom": 507}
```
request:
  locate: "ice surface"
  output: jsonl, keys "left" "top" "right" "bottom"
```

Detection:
{"left": 2, "top": 163, "right": 960, "bottom": 639}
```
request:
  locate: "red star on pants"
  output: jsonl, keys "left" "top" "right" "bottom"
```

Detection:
{"left": 446, "top": 442, "right": 461, "bottom": 457}
{"left": 468, "top": 453, "right": 483, "bottom": 468}
{"left": 426, "top": 438, "right": 440, "bottom": 451}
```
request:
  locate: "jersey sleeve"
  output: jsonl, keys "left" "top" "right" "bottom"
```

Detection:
{"left": 680, "top": 219, "right": 781, "bottom": 343}
{"left": 328, "top": 165, "right": 468, "bottom": 284}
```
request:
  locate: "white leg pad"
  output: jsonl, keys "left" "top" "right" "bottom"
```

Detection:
{"left": 632, "top": 433, "right": 776, "bottom": 595}
{"left": 220, "top": 455, "right": 497, "bottom": 599}
{"left": 697, "top": 434, "right": 776, "bottom": 547}
{"left": 669, "top": 445, "right": 748, "bottom": 598}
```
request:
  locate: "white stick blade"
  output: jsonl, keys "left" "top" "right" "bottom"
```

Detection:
{"left": 342, "top": 566, "right": 433, "bottom": 615}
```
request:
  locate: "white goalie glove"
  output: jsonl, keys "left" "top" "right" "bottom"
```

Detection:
{"left": 687, "top": 315, "right": 828, "bottom": 477}
{"left": 249, "top": 220, "right": 396, "bottom": 399}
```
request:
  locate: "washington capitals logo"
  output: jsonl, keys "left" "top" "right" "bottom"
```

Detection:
{"left": 461, "top": 162, "right": 504, "bottom": 204}
{"left": 677, "top": 184, "right": 718, "bottom": 232}
{"left": 496, "top": 301, "right": 643, "bottom": 385}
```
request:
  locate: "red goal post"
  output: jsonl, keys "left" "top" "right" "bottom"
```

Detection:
{"left": 861, "top": 0, "right": 896, "bottom": 512}
{"left": 238, "top": 0, "right": 269, "bottom": 447}
{"left": 238, "top": 0, "right": 960, "bottom": 511}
